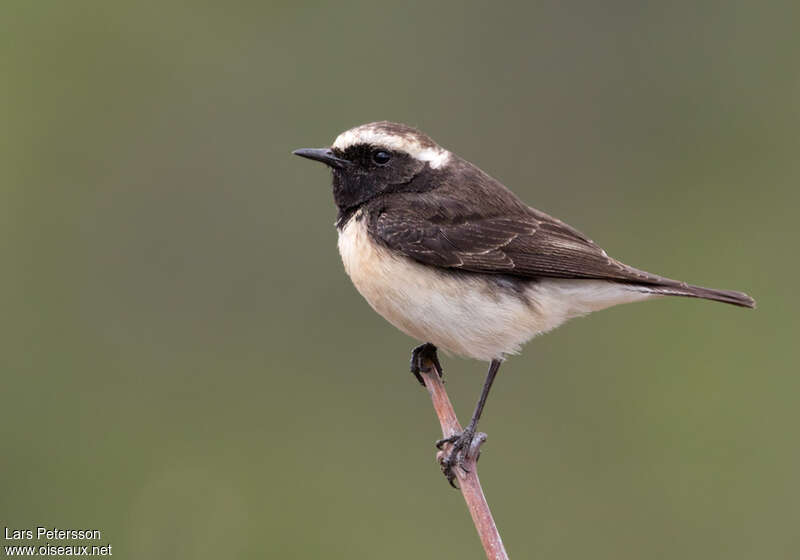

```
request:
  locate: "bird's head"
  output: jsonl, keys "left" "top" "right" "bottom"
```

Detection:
{"left": 293, "top": 121, "right": 451, "bottom": 211}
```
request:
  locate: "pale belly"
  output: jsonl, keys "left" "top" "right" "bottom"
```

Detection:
{"left": 337, "top": 211, "right": 652, "bottom": 362}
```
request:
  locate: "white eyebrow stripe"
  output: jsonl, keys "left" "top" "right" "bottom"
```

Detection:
{"left": 332, "top": 127, "right": 451, "bottom": 169}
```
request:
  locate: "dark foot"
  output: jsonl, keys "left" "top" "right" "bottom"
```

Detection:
{"left": 410, "top": 343, "right": 443, "bottom": 386}
{"left": 435, "top": 429, "right": 486, "bottom": 488}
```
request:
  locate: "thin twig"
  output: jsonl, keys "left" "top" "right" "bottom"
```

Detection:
{"left": 418, "top": 358, "right": 509, "bottom": 560}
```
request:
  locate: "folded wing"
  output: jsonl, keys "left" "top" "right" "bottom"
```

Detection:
{"left": 372, "top": 200, "right": 662, "bottom": 284}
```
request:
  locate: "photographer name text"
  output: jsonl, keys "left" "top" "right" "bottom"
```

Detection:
{"left": 5, "top": 527, "right": 101, "bottom": 541}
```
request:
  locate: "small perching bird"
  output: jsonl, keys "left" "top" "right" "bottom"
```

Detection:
{"left": 293, "top": 121, "right": 755, "bottom": 484}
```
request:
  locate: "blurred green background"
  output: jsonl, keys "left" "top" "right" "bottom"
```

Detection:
{"left": 2, "top": 2, "right": 798, "bottom": 558}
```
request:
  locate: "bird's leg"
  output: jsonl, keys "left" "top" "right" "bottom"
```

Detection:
{"left": 438, "top": 359, "right": 502, "bottom": 486}
{"left": 410, "top": 343, "right": 443, "bottom": 386}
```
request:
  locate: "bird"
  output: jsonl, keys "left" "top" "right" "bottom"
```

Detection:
{"left": 293, "top": 121, "right": 755, "bottom": 484}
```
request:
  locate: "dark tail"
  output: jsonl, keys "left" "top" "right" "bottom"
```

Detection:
{"left": 638, "top": 282, "right": 756, "bottom": 309}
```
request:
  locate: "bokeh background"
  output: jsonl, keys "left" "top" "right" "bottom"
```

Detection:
{"left": 3, "top": 2, "right": 798, "bottom": 558}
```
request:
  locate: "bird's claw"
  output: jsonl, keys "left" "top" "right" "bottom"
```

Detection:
{"left": 435, "top": 434, "right": 459, "bottom": 450}
{"left": 410, "top": 343, "right": 443, "bottom": 386}
{"left": 435, "top": 430, "right": 487, "bottom": 488}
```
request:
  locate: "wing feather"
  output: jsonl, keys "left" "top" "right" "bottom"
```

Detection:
{"left": 371, "top": 199, "right": 667, "bottom": 284}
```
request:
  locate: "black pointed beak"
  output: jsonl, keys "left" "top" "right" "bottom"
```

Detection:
{"left": 292, "top": 148, "right": 350, "bottom": 170}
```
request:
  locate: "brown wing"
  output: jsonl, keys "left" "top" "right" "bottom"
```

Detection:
{"left": 370, "top": 197, "right": 668, "bottom": 284}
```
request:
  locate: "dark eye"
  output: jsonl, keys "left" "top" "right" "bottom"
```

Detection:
{"left": 372, "top": 150, "right": 392, "bottom": 165}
